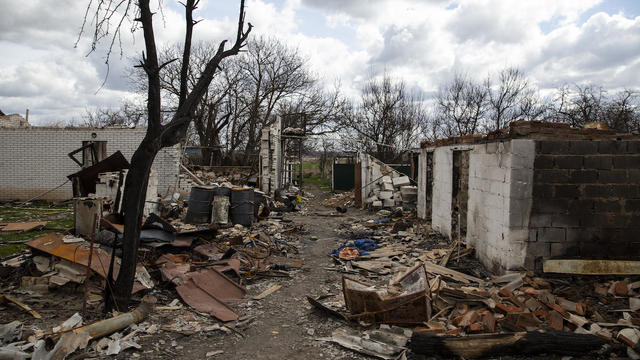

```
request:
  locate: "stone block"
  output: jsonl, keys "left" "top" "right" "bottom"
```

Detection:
{"left": 554, "top": 185, "right": 581, "bottom": 198}
{"left": 381, "top": 182, "right": 394, "bottom": 191}
{"left": 593, "top": 199, "right": 622, "bottom": 213}
{"left": 550, "top": 214, "right": 581, "bottom": 228}
{"left": 534, "top": 155, "right": 554, "bottom": 169}
{"left": 538, "top": 227, "right": 566, "bottom": 243}
{"left": 539, "top": 141, "right": 569, "bottom": 154}
{"left": 598, "top": 140, "right": 626, "bottom": 154}
{"left": 365, "top": 196, "right": 379, "bottom": 204}
{"left": 378, "top": 191, "right": 393, "bottom": 200}
{"left": 598, "top": 169, "right": 628, "bottom": 183}
{"left": 584, "top": 156, "right": 613, "bottom": 170}
{"left": 613, "top": 155, "right": 640, "bottom": 169}
{"left": 380, "top": 175, "right": 392, "bottom": 184}
{"left": 372, "top": 200, "right": 382, "bottom": 208}
{"left": 392, "top": 176, "right": 410, "bottom": 187}
{"left": 568, "top": 199, "right": 594, "bottom": 215}
{"left": 383, "top": 199, "right": 394, "bottom": 207}
{"left": 554, "top": 156, "right": 584, "bottom": 169}
{"left": 534, "top": 169, "right": 568, "bottom": 184}
{"left": 532, "top": 184, "right": 553, "bottom": 199}
{"left": 568, "top": 141, "right": 599, "bottom": 155}
{"left": 625, "top": 199, "right": 640, "bottom": 213}
{"left": 568, "top": 169, "right": 598, "bottom": 184}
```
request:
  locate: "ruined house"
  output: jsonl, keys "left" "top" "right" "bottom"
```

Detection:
{"left": 0, "top": 126, "right": 180, "bottom": 201}
{"left": 417, "top": 121, "right": 640, "bottom": 273}
{"left": 0, "top": 110, "right": 30, "bottom": 128}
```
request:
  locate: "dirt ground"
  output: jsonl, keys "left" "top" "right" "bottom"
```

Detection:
{"left": 133, "top": 189, "right": 376, "bottom": 359}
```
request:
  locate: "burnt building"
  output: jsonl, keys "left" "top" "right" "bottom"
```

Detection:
{"left": 417, "top": 121, "right": 640, "bottom": 273}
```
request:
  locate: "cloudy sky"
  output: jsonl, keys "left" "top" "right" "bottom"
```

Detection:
{"left": 0, "top": 0, "right": 639, "bottom": 125}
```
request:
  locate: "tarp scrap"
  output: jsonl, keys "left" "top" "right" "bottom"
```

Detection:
{"left": 331, "top": 239, "right": 378, "bottom": 259}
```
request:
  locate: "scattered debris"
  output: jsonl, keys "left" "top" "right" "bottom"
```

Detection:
{"left": 0, "top": 221, "right": 47, "bottom": 232}
{"left": 253, "top": 284, "right": 282, "bottom": 300}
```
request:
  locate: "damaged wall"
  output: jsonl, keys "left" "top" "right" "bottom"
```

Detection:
{"left": 0, "top": 127, "right": 180, "bottom": 201}
{"left": 528, "top": 140, "right": 640, "bottom": 268}
{"left": 419, "top": 121, "right": 640, "bottom": 273}
{"left": 422, "top": 139, "right": 536, "bottom": 272}
{"left": 358, "top": 153, "right": 416, "bottom": 209}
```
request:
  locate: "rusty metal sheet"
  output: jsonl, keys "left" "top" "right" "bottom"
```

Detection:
{"left": 211, "top": 259, "right": 242, "bottom": 280}
{"left": 176, "top": 279, "right": 238, "bottom": 322}
{"left": 342, "top": 264, "right": 429, "bottom": 325}
{"left": 159, "top": 261, "right": 191, "bottom": 285}
{"left": 1, "top": 221, "right": 47, "bottom": 232}
{"left": 193, "top": 244, "right": 224, "bottom": 260}
{"left": 188, "top": 268, "right": 246, "bottom": 302}
{"left": 25, "top": 234, "right": 146, "bottom": 293}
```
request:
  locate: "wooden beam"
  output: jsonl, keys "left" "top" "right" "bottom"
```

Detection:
{"left": 410, "top": 331, "right": 606, "bottom": 358}
{"left": 543, "top": 259, "right": 640, "bottom": 275}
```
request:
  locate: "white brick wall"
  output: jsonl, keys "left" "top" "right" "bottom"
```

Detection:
{"left": 0, "top": 127, "right": 180, "bottom": 201}
{"left": 422, "top": 139, "right": 536, "bottom": 273}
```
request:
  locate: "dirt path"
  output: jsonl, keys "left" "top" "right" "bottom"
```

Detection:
{"left": 142, "top": 189, "right": 372, "bottom": 360}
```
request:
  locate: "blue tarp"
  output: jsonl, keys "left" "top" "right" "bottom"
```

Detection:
{"left": 331, "top": 238, "right": 378, "bottom": 258}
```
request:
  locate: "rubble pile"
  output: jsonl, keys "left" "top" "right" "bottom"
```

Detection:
{"left": 321, "top": 192, "right": 355, "bottom": 208}
{"left": 359, "top": 155, "right": 417, "bottom": 210}
{"left": 0, "top": 153, "right": 306, "bottom": 359}
{"left": 311, "top": 212, "right": 640, "bottom": 359}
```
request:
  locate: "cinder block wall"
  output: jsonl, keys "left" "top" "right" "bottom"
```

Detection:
{"left": 427, "top": 140, "right": 536, "bottom": 272}
{"left": 0, "top": 127, "right": 180, "bottom": 201}
{"left": 528, "top": 140, "right": 640, "bottom": 268}
{"left": 466, "top": 140, "right": 534, "bottom": 272}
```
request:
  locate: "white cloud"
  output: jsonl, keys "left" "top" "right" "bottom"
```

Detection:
{"left": 0, "top": 0, "right": 638, "bottom": 125}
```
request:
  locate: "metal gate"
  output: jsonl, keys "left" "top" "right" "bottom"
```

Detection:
{"left": 333, "top": 163, "right": 355, "bottom": 190}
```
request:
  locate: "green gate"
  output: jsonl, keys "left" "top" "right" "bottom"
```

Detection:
{"left": 333, "top": 163, "right": 355, "bottom": 190}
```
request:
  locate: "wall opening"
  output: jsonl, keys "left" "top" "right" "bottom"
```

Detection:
{"left": 451, "top": 150, "right": 470, "bottom": 241}
{"left": 425, "top": 152, "right": 434, "bottom": 220}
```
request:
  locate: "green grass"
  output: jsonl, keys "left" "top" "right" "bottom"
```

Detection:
{"left": 0, "top": 203, "right": 74, "bottom": 257}
{"left": 303, "top": 173, "right": 332, "bottom": 192}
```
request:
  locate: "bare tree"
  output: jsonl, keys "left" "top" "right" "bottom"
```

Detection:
{"left": 83, "top": 100, "right": 146, "bottom": 127}
{"left": 342, "top": 72, "right": 427, "bottom": 162}
{"left": 81, "top": 0, "right": 251, "bottom": 309}
{"left": 549, "top": 84, "right": 640, "bottom": 132}
{"left": 485, "top": 67, "right": 541, "bottom": 130}
{"left": 432, "top": 73, "right": 487, "bottom": 138}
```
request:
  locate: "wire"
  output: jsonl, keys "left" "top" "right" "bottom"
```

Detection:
{"left": 18, "top": 179, "right": 71, "bottom": 206}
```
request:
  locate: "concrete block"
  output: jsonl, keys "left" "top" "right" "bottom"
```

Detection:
{"left": 392, "top": 176, "right": 410, "bottom": 187}
{"left": 383, "top": 199, "right": 394, "bottom": 207}
{"left": 380, "top": 175, "right": 392, "bottom": 184}
{"left": 400, "top": 186, "right": 417, "bottom": 195}
{"left": 381, "top": 182, "right": 394, "bottom": 191}
{"left": 554, "top": 156, "right": 584, "bottom": 169}
{"left": 365, "top": 196, "right": 379, "bottom": 204}
{"left": 598, "top": 169, "right": 628, "bottom": 183}
{"left": 568, "top": 141, "right": 599, "bottom": 155}
{"left": 378, "top": 191, "right": 393, "bottom": 200}
{"left": 372, "top": 200, "right": 383, "bottom": 208}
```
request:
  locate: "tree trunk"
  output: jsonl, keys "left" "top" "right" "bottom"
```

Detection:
{"left": 112, "top": 141, "right": 157, "bottom": 310}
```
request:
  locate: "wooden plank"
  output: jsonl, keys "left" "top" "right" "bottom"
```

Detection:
{"left": 423, "top": 261, "right": 484, "bottom": 284}
{"left": 543, "top": 259, "right": 640, "bottom": 275}
{"left": 1, "top": 221, "right": 47, "bottom": 232}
